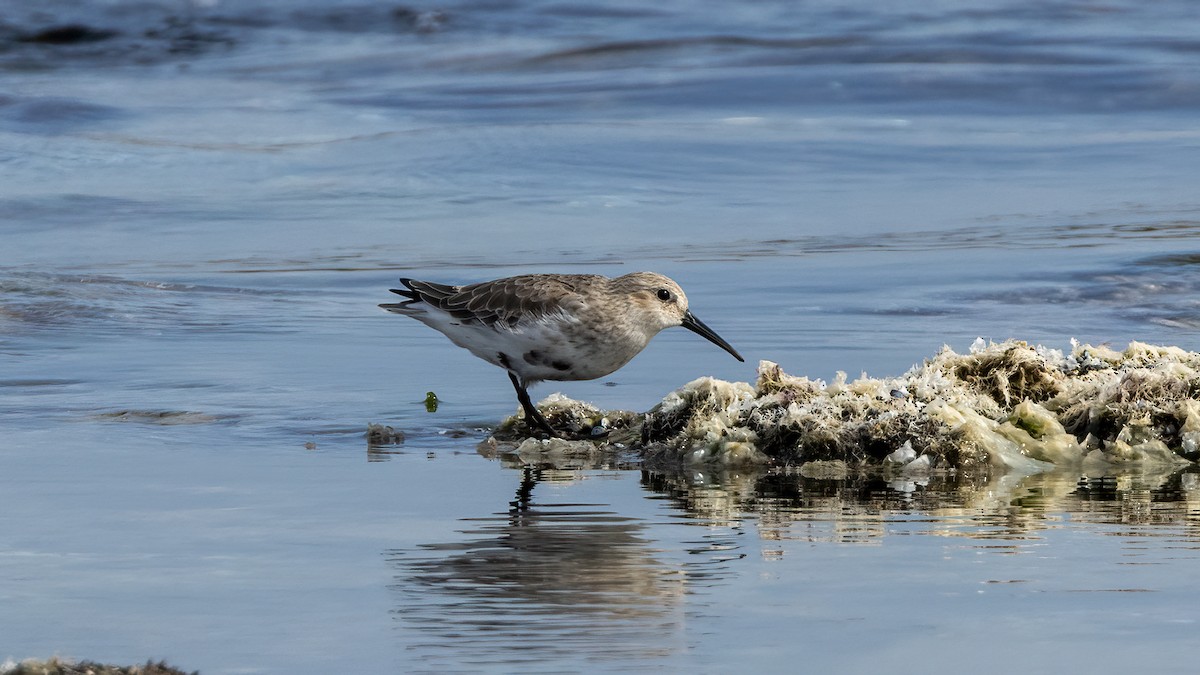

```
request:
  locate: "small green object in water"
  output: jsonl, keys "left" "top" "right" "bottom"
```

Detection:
{"left": 424, "top": 391, "right": 439, "bottom": 413}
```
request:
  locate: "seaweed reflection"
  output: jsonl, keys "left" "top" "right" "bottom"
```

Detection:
{"left": 642, "top": 466, "right": 1200, "bottom": 549}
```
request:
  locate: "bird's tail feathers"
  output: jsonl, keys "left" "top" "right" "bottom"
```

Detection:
{"left": 379, "top": 278, "right": 458, "bottom": 314}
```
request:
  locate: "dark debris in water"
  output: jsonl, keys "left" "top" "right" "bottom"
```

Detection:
{"left": 366, "top": 422, "right": 406, "bottom": 445}
{"left": 0, "top": 4, "right": 448, "bottom": 67}
{"left": 1, "top": 658, "right": 195, "bottom": 675}
{"left": 0, "top": 18, "right": 234, "bottom": 63}
{"left": 15, "top": 25, "right": 119, "bottom": 45}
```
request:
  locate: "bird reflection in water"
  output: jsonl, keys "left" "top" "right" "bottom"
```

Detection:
{"left": 387, "top": 467, "right": 688, "bottom": 670}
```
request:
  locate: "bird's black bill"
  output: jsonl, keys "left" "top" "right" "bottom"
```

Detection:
{"left": 681, "top": 311, "right": 744, "bottom": 362}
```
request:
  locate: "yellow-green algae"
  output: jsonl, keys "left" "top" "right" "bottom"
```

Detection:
{"left": 495, "top": 339, "right": 1200, "bottom": 472}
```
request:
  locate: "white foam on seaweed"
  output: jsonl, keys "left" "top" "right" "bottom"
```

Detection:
{"left": 496, "top": 339, "right": 1200, "bottom": 472}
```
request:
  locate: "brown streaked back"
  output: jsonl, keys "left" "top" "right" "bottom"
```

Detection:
{"left": 390, "top": 274, "right": 604, "bottom": 328}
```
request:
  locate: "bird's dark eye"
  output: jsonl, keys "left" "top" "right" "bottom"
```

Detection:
{"left": 656, "top": 289, "right": 672, "bottom": 302}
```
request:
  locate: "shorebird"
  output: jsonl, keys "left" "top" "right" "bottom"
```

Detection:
{"left": 380, "top": 272, "right": 744, "bottom": 436}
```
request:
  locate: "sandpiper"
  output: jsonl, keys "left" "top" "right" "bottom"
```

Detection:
{"left": 380, "top": 272, "right": 744, "bottom": 436}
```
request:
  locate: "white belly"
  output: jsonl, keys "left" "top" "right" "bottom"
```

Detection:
{"left": 410, "top": 307, "right": 646, "bottom": 383}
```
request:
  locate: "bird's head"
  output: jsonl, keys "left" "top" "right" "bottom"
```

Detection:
{"left": 616, "top": 272, "right": 744, "bottom": 362}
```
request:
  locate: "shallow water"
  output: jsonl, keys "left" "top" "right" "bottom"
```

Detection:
{"left": 3, "top": 0, "right": 1200, "bottom": 672}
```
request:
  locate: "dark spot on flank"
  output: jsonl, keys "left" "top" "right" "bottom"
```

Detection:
{"left": 519, "top": 349, "right": 571, "bottom": 372}
{"left": 498, "top": 352, "right": 512, "bottom": 369}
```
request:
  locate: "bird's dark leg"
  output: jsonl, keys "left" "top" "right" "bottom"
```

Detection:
{"left": 507, "top": 371, "right": 560, "bottom": 437}
{"left": 510, "top": 465, "right": 541, "bottom": 513}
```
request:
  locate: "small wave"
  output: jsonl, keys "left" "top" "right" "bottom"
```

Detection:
{"left": 0, "top": 271, "right": 288, "bottom": 338}
{"left": 92, "top": 409, "right": 227, "bottom": 424}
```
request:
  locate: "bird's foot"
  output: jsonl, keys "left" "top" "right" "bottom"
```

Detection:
{"left": 522, "top": 423, "right": 606, "bottom": 442}
{"left": 521, "top": 421, "right": 566, "bottom": 440}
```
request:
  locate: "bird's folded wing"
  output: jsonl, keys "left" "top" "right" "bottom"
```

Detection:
{"left": 425, "top": 275, "right": 587, "bottom": 328}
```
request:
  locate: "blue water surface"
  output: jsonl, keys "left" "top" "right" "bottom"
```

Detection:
{"left": 3, "top": 0, "right": 1200, "bottom": 672}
